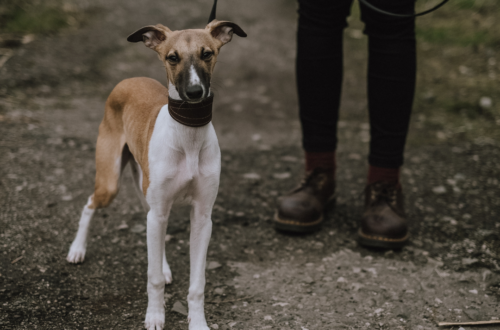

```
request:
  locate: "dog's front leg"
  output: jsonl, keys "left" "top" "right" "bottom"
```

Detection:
{"left": 187, "top": 176, "right": 218, "bottom": 330}
{"left": 145, "top": 207, "right": 170, "bottom": 330}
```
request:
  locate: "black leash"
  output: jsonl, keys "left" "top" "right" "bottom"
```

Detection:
{"left": 358, "top": 0, "right": 449, "bottom": 18}
{"left": 208, "top": 0, "right": 218, "bottom": 23}
{"left": 208, "top": 0, "right": 448, "bottom": 21}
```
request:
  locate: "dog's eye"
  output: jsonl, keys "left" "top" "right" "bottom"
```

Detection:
{"left": 201, "top": 51, "right": 213, "bottom": 60}
{"left": 167, "top": 55, "right": 179, "bottom": 63}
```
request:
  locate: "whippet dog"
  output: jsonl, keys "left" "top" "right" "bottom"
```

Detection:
{"left": 66, "top": 20, "right": 246, "bottom": 330}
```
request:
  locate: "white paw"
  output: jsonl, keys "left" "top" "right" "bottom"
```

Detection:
{"left": 145, "top": 310, "right": 165, "bottom": 330}
{"left": 189, "top": 325, "right": 209, "bottom": 330}
{"left": 188, "top": 315, "right": 209, "bottom": 330}
{"left": 67, "top": 245, "right": 86, "bottom": 263}
{"left": 188, "top": 322, "right": 209, "bottom": 330}
{"left": 163, "top": 269, "right": 173, "bottom": 285}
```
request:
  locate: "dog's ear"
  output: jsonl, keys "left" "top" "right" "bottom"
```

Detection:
{"left": 127, "top": 25, "right": 171, "bottom": 49}
{"left": 206, "top": 20, "right": 247, "bottom": 46}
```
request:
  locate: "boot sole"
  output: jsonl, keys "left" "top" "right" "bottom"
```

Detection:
{"left": 273, "top": 196, "right": 335, "bottom": 234}
{"left": 357, "top": 228, "right": 409, "bottom": 249}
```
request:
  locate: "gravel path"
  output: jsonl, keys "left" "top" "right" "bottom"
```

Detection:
{"left": 1, "top": 0, "right": 499, "bottom": 329}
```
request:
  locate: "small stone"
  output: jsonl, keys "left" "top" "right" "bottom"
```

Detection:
{"left": 264, "top": 315, "right": 273, "bottom": 321}
{"left": 374, "top": 308, "right": 384, "bottom": 314}
{"left": 116, "top": 222, "right": 129, "bottom": 230}
{"left": 469, "top": 289, "right": 478, "bottom": 294}
{"left": 130, "top": 224, "right": 146, "bottom": 233}
{"left": 172, "top": 301, "right": 188, "bottom": 316}
{"left": 61, "top": 195, "right": 73, "bottom": 201}
{"left": 435, "top": 298, "right": 442, "bottom": 304}
{"left": 243, "top": 173, "right": 260, "bottom": 180}
{"left": 432, "top": 186, "right": 446, "bottom": 194}
{"left": 479, "top": 96, "right": 492, "bottom": 108}
{"left": 207, "top": 261, "right": 222, "bottom": 270}
{"left": 303, "top": 276, "right": 314, "bottom": 284}
{"left": 273, "top": 172, "right": 291, "bottom": 180}
{"left": 337, "top": 277, "right": 347, "bottom": 283}
{"left": 313, "top": 242, "right": 324, "bottom": 249}
{"left": 211, "top": 324, "right": 219, "bottom": 329}
{"left": 462, "top": 258, "right": 478, "bottom": 266}
{"left": 214, "top": 287, "right": 224, "bottom": 295}
{"left": 443, "top": 216, "right": 457, "bottom": 225}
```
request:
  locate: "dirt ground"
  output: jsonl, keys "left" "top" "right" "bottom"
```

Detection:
{"left": 1, "top": 0, "right": 500, "bottom": 329}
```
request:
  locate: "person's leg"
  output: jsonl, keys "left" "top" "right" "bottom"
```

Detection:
{"left": 362, "top": 0, "right": 416, "bottom": 181}
{"left": 297, "top": 0, "right": 353, "bottom": 173}
{"left": 358, "top": 0, "right": 416, "bottom": 248}
{"left": 274, "top": 0, "right": 353, "bottom": 233}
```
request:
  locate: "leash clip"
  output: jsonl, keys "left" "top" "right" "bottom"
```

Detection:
{"left": 208, "top": 0, "right": 218, "bottom": 23}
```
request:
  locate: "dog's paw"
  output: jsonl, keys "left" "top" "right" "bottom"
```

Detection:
{"left": 188, "top": 315, "right": 209, "bottom": 330}
{"left": 189, "top": 323, "right": 209, "bottom": 330}
{"left": 189, "top": 325, "right": 209, "bottom": 330}
{"left": 145, "top": 310, "right": 165, "bottom": 330}
{"left": 163, "top": 269, "right": 173, "bottom": 285}
{"left": 67, "top": 246, "right": 86, "bottom": 263}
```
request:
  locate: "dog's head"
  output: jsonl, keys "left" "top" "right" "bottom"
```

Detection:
{"left": 128, "top": 20, "right": 246, "bottom": 103}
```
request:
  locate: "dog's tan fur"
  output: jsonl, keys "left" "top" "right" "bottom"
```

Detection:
{"left": 90, "top": 77, "right": 168, "bottom": 209}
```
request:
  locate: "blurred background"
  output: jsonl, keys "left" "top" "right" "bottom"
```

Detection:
{"left": 1, "top": 1, "right": 499, "bottom": 329}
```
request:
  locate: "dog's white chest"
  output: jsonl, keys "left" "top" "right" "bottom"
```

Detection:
{"left": 146, "top": 104, "right": 220, "bottom": 206}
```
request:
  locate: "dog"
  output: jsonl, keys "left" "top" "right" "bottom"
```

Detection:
{"left": 66, "top": 19, "right": 246, "bottom": 330}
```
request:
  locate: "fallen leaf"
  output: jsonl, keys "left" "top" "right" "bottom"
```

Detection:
{"left": 207, "top": 261, "right": 222, "bottom": 270}
{"left": 171, "top": 301, "right": 187, "bottom": 316}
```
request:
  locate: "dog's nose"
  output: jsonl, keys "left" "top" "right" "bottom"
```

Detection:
{"left": 186, "top": 85, "right": 203, "bottom": 100}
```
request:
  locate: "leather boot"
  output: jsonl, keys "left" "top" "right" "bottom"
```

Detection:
{"left": 274, "top": 168, "right": 335, "bottom": 233}
{"left": 358, "top": 182, "right": 409, "bottom": 248}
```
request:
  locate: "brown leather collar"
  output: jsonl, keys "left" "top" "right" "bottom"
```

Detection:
{"left": 168, "top": 94, "right": 214, "bottom": 127}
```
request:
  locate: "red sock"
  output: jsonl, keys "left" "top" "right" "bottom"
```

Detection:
{"left": 305, "top": 151, "right": 336, "bottom": 174}
{"left": 367, "top": 165, "right": 400, "bottom": 185}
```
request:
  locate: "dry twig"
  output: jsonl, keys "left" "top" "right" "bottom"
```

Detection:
{"left": 438, "top": 320, "right": 500, "bottom": 326}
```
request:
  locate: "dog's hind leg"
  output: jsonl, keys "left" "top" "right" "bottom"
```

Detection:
{"left": 130, "top": 158, "right": 150, "bottom": 212}
{"left": 67, "top": 134, "right": 130, "bottom": 263}
{"left": 130, "top": 159, "right": 172, "bottom": 284}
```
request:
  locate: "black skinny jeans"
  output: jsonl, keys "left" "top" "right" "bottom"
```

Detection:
{"left": 297, "top": 0, "right": 416, "bottom": 168}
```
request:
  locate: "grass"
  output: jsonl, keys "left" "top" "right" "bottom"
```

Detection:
{"left": 0, "top": 1, "right": 79, "bottom": 34}
{"left": 416, "top": 0, "right": 499, "bottom": 47}
{"left": 346, "top": 0, "right": 500, "bottom": 145}
{"left": 411, "top": 0, "right": 500, "bottom": 145}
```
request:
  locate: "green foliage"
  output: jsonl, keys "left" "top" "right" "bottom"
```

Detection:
{"left": 0, "top": 1, "right": 71, "bottom": 34}
{"left": 416, "top": 26, "right": 494, "bottom": 47}
{"left": 446, "top": 101, "right": 494, "bottom": 120}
